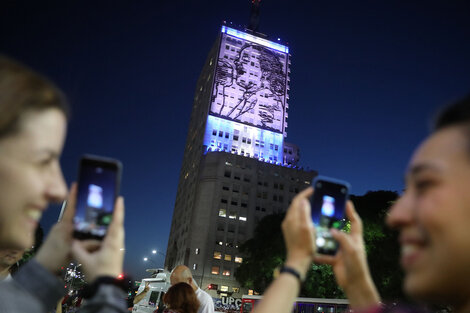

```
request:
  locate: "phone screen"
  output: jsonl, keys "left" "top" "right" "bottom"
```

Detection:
{"left": 73, "top": 156, "right": 122, "bottom": 240}
{"left": 311, "top": 177, "right": 350, "bottom": 255}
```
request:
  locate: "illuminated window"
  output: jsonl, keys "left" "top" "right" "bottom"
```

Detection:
{"left": 235, "top": 257, "right": 243, "bottom": 263}
{"left": 222, "top": 270, "right": 231, "bottom": 276}
{"left": 216, "top": 241, "right": 223, "bottom": 246}
{"left": 195, "top": 248, "right": 200, "bottom": 255}
{"left": 224, "top": 254, "right": 232, "bottom": 261}
{"left": 211, "top": 266, "right": 220, "bottom": 275}
{"left": 248, "top": 289, "right": 254, "bottom": 295}
{"left": 229, "top": 212, "right": 236, "bottom": 219}
{"left": 193, "top": 264, "right": 197, "bottom": 270}
{"left": 213, "top": 251, "right": 222, "bottom": 259}
{"left": 239, "top": 216, "right": 247, "bottom": 221}
{"left": 220, "top": 286, "right": 229, "bottom": 292}
{"left": 219, "top": 209, "right": 226, "bottom": 217}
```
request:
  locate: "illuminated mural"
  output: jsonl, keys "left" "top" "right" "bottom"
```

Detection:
{"left": 210, "top": 27, "right": 289, "bottom": 133}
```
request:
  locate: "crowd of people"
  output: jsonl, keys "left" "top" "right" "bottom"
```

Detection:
{"left": 1, "top": 52, "right": 469, "bottom": 313}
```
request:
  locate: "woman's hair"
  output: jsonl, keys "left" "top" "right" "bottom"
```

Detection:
{"left": 163, "top": 282, "right": 200, "bottom": 313}
{"left": 0, "top": 54, "right": 69, "bottom": 139}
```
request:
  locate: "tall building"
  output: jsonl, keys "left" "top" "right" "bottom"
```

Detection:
{"left": 165, "top": 23, "right": 316, "bottom": 298}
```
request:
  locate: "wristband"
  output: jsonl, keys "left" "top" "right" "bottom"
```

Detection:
{"left": 274, "top": 265, "right": 304, "bottom": 284}
{"left": 81, "top": 275, "right": 131, "bottom": 299}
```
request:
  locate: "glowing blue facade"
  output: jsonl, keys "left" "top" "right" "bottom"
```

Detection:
{"left": 203, "top": 26, "right": 291, "bottom": 165}
{"left": 204, "top": 115, "right": 284, "bottom": 164}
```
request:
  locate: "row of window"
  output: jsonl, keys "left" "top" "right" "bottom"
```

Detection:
{"left": 215, "top": 240, "right": 239, "bottom": 248}
{"left": 219, "top": 208, "right": 247, "bottom": 221}
{"left": 213, "top": 251, "right": 243, "bottom": 263}
{"left": 217, "top": 223, "right": 246, "bottom": 235}
{"left": 211, "top": 266, "right": 231, "bottom": 276}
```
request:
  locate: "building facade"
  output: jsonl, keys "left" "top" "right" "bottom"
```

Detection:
{"left": 165, "top": 25, "right": 316, "bottom": 298}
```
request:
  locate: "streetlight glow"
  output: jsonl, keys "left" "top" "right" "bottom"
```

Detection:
{"left": 152, "top": 250, "right": 157, "bottom": 254}
{"left": 143, "top": 257, "right": 148, "bottom": 261}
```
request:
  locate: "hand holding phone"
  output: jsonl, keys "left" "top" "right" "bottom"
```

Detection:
{"left": 73, "top": 155, "right": 122, "bottom": 240}
{"left": 311, "top": 176, "right": 350, "bottom": 255}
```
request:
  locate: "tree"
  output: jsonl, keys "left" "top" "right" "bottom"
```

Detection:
{"left": 235, "top": 191, "right": 405, "bottom": 301}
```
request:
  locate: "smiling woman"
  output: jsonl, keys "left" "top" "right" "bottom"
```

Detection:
{"left": 0, "top": 55, "right": 70, "bottom": 250}
{"left": 0, "top": 55, "right": 129, "bottom": 313}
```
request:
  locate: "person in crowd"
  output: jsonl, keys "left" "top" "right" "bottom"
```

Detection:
{"left": 170, "top": 265, "right": 214, "bottom": 313}
{"left": 0, "top": 54, "right": 128, "bottom": 313}
{"left": 163, "top": 282, "right": 200, "bottom": 313}
{"left": 133, "top": 281, "right": 150, "bottom": 306}
{"left": 251, "top": 95, "right": 470, "bottom": 313}
{"left": 0, "top": 249, "right": 24, "bottom": 281}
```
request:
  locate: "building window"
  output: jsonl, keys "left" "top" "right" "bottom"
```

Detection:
{"left": 229, "top": 211, "right": 236, "bottom": 219}
{"left": 248, "top": 290, "right": 254, "bottom": 295}
{"left": 219, "top": 209, "right": 226, "bottom": 217}
{"left": 193, "top": 264, "right": 197, "bottom": 270}
{"left": 212, "top": 129, "right": 217, "bottom": 136}
{"left": 224, "top": 254, "right": 232, "bottom": 261}
{"left": 239, "top": 216, "right": 247, "bottom": 221}
{"left": 219, "top": 131, "right": 223, "bottom": 137}
{"left": 233, "top": 287, "right": 240, "bottom": 293}
{"left": 221, "top": 285, "right": 229, "bottom": 292}
{"left": 213, "top": 251, "right": 222, "bottom": 259}
{"left": 235, "top": 256, "right": 243, "bottom": 263}
{"left": 221, "top": 198, "right": 228, "bottom": 204}
{"left": 195, "top": 248, "right": 200, "bottom": 255}
{"left": 212, "top": 266, "right": 220, "bottom": 275}
{"left": 233, "top": 135, "right": 239, "bottom": 141}
{"left": 224, "top": 170, "right": 231, "bottom": 178}
{"left": 225, "top": 132, "right": 229, "bottom": 138}
{"left": 222, "top": 270, "right": 231, "bottom": 276}
{"left": 216, "top": 241, "right": 223, "bottom": 246}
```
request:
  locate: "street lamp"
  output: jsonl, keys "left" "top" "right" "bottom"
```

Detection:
{"left": 143, "top": 256, "right": 158, "bottom": 266}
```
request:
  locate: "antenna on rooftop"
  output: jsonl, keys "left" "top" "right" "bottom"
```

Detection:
{"left": 247, "top": 0, "right": 261, "bottom": 32}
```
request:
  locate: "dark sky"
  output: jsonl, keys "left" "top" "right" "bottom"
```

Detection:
{"left": 2, "top": 0, "right": 470, "bottom": 279}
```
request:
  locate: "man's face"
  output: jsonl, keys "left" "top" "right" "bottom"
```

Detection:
{"left": 0, "top": 249, "right": 23, "bottom": 268}
{"left": 387, "top": 126, "right": 470, "bottom": 302}
{"left": 0, "top": 109, "right": 67, "bottom": 250}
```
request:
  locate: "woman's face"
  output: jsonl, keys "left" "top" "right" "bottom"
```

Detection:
{"left": 0, "top": 108, "right": 67, "bottom": 250}
{"left": 387, "top": 127, "right": 470, "bottom": 304}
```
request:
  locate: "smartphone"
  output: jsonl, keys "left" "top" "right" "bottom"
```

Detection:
{"left": 311, "top": 176, "right": 350, "bottom": 255}
{"left": 73, "top": 155, "right": 122, "bottom": 240}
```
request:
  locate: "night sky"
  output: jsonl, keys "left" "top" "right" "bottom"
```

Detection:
{"left": 2, "top": 1, "right": 470, "bottom": 279}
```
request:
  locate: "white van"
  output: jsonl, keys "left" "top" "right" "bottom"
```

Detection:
{"left": 132, "top": 269, "right": 171, "bottom": 313}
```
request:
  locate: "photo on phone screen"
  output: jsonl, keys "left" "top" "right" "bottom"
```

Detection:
{"left": 73, "top": 155, "right": 122, "bottom": 240}
{"left": 311, "top": 176, "right": 350, "bottom": 255}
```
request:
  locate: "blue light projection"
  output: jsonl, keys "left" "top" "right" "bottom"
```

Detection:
{"left": 221, "top": 26, "right": 289, "bottom": 54}
{"left": 203, "top": 115, "right": 284, "bottom": 165}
